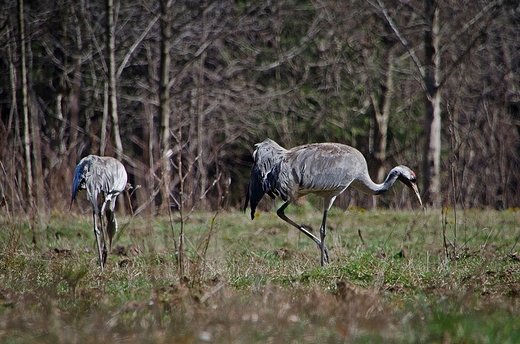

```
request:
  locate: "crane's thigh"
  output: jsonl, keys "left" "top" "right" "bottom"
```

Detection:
{"left": 108, "top": 197, "right": 118, "bottom": 212}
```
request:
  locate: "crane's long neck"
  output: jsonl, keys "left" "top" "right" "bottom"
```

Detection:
{"left": 353, "top": 167, "right": 402, "bottom": 196}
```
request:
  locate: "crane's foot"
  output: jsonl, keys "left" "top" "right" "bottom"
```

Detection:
{"left": 323, "top": 246, "right": 329, "bottom": 263}
{"left": 317, "top": 243, "right": 330, "bottom": 266}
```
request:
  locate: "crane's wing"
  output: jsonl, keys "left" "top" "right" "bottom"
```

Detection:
{"left": 245, "top": 139, "right": 287, "bottom": 220}
{"left": 285, "top": 143, "right": 364, "bottom": 193}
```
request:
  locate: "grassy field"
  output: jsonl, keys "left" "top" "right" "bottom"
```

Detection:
{"left": 1, "top": 204, "right": 520, "bottom": 343}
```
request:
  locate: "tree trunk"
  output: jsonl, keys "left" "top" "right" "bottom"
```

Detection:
{"left": 101, "top": 82, "right": 109, "bottom": 155}
{"left": 67, "top": 6, "right": 81, "bottom": 165}
{"left": 5, "top": 21, "right": 17, "bottom": 162}
{"left": 69, "top": 20, "right": 82, "bottom": 166}
{"left": 29, "top": 92, "right": 45, "bottom": 212}
{"left": 19, "top": 0, "right": 34, "bottom": 210}
{"left": 369, "top": 48, "right": 395, "bottom": 208}
{"left": 197, "top": 53, "right": 208, "bottom": 210}
{"left": 501, "top": 36, "right": 519, "bottom": 209}
{"left": 159, "top": 0, "right": 172, "bottom": 213}
{"left": 139, "top": 96, "right": 153, "bottom": 216}
{"left": 107, "top": 0, "right": 123, "bottom": 160}
{"left": 423, "top": 0, "right": 442, "bottom": 208}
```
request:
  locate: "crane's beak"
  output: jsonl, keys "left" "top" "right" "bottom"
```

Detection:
{"left": 411, "top": 183, "right": 423, "bottom": 207}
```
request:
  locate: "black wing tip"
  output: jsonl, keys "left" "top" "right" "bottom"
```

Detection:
{"left": 244, "top": 199, "right": 256, "bottom": 220}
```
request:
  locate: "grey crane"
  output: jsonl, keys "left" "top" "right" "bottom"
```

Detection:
{"left": 71, "top": 155, "right": 128, "bottom": 272}
{"left": 245, "top": 138, "right": 422, "bottom": 266}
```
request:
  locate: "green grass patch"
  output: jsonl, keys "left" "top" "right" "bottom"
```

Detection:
{"left": 1, "top": 207, "right": 520, "bottom": 342}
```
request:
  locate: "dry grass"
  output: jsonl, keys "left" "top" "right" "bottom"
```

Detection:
{"left": 1, "top": 207, "right": 520, "bottom": 342}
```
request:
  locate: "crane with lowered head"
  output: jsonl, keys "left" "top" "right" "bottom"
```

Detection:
{"left": 71, "top": 155, "right": 128, "bottom": 272}
{"left": 245, "top": 138, "right": 422, "bottom": 266}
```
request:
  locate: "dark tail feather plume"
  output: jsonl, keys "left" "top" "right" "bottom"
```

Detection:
{"left": 245, "top": 139, "right": 286, "bottom": 219}
{"left": 70, "top": 157, "right": 88, "bottom": 209}
{"left": 245, "top": 164, "right": 270, "bottom": 220}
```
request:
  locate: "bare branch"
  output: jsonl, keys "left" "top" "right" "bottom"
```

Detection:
{"left": 255, "top": 12, "right": 325, "bottom": 72}
{"left": 437, "top": 0, "right": 503, "bottom": 87}
{"left": 438, "top": 0, "right": 502, "bottom": 57}
{"left": 367, "top": 0, "right": 426, "bottom": 84}
{"left": 116, "top": 15, "right": 159, "bottom": 78}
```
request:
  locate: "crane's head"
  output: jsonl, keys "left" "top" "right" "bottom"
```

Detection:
{"left": 396, "top": 166, "right": 422, "bottom": 207}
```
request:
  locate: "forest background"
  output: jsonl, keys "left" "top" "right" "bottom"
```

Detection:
{"left": 1, "top": 0, "right": 519, "bottom": 216}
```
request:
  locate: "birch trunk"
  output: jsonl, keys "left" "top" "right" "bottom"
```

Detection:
{"left": 107, "top": 0, "right": 123, "bottom": 160}
{"left": 19, "top": 0, "right": 34, "bottom": 210}
{"left": 159, "top": 0, "right": 172, "bottom": 213}
{"left": 197, "top": 11, "right": 208, "bottom": 209}
{"left": 29, "top": 92, "right": 45, "bottom": 212}
{"left": 423, "top": 0, "right": 442, "bottom": 208}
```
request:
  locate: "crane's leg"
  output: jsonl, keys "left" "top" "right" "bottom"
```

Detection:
{"left": 318, "top": 196, "right": 337, "bottom": 266}
{"left": 319, "top": 210, "right": 329, "bottom": 267}
{"left": 99, "top": 199, "right": 109, "bottom": 267}
{"left": 276, "top": 201, "right": 329, "bottom": 263}
{"left": 105, "top": 197, "right": 118, "bottom": 251}
{"left": 93, "top": 210, "right": 104, "bottom": 272}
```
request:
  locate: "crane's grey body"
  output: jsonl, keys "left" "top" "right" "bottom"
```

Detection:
{"left": 71, "top": 155, "right": 127, "bottom": 272}
{"left": 246, "top": 138, "right": 422, "bottom": 266}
